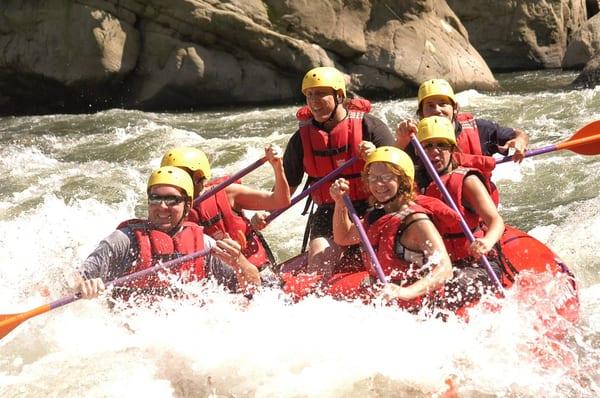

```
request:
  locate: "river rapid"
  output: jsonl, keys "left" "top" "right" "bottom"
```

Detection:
{"left": 0, "top": 71, "right": 599, "bottom": 397}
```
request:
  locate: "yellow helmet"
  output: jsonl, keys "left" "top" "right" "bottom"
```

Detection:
{"left": 364, "top": 146, "right": 415, "bottom": 182}
{"left": 416, "top": 116, "right": 457, "bottom": 145}
{"left": 147, "top": 166, "right": 194, "bottom": 201}
{"left": 301, "top": 66, "right": 346, "bottom": 98}
{"left": 417, "top": 79, "right": 456, "bottom": 107}
{"left": 160, "top": 147, "right": 211, "bottom": 180}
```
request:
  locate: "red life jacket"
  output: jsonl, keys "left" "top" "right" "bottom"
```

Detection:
{"left": 455, "top": 112, "right": 483, "bottom": 156}
{"left": 413, "top": 194, "right": 463, "bottom": 236}
{"left": 116, "top": 219, "right": 206, "bottom": 291}
{"left": 297, "top": 99, "right": 370, "bottom": 205}
{"left": 452, "top": 152, "right": 499, "bottom": 206}
{"left": 188, "top": 177, "right": 271, "bottom": 268}
{"left": 424, "top": 167, "right": 488, "bottom": 261}
{"left": 363, "top": 203, "right": 443, "bottom": 311}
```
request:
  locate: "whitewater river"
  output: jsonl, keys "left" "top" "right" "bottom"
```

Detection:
{"left": 1, "top": 71, "right": 599, "bottom": 397}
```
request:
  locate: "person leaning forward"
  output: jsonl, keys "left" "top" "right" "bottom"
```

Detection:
{"left": 77, "top": 166, "right": 260, "bottom": 301}
{"left": 264, "top": 66, "right": 395, "bottom": 276}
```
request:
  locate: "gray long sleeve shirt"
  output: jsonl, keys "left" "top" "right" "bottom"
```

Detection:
{"left": 79, "top": 228, "right": 239, "bottom": 292}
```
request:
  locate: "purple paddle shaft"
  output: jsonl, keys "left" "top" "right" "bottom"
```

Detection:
{"left": 194, "top": 157, "right": 267, "bottom": 205}
{"left": 50, "top": 247, "right": 212, "bottom": 311}
{"left": 496, "top": 144, "right": 557, "bottom": 164}
{"left": 342, "top": 194, "right": 387, "bottom": 284}
{"left": 411, "top": 136, "right": 504, "bottom": 292}
{"left": 265, "top": 156, "right": 358, "bottom": 223}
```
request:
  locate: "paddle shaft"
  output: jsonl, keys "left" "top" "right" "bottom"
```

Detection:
{"left": 265, "top": 156, "right": 358, "bottom": 223}
{"left": 342, "top": 195, "right": 387, "bottom": 284}
{"left": 193, "top": 157, "right": 267, "bottom": 205}
{"left": 497, "top": 129, "right": 600, "bottom": 164}
{"left": 0, "top": 247, "right": 211, "bottom": 339}
{"left": 411, "top": 135, "right": 505, "bottom": 292}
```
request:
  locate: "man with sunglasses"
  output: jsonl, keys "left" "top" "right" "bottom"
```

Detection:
{"left": 77, "top": 166, "right": 260, "bottom": 301}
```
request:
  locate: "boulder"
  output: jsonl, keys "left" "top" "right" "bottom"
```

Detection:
{"left": 563, "top": 12, "right": 600, "bottom": 69}
{"left": 350, "top": 0, "right": 497, "bottom": 97}
{"left": 447, "top": 0, "right": 587, "bottom": 70}
{"left": 0, "top": 0, "right": 139, "bottom": 114}
{"left": 572, "top": 51, "right": 600, "bottom": 86}
{"left": 0, "top": 0, "right": 499, "bottom": 115}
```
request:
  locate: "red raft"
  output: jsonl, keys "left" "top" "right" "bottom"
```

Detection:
{"left": 277, "top": 224, "right": 580, "bottom": 322}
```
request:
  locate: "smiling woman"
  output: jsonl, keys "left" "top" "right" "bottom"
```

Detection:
{"left": 327, "top": 146, "right": 454, "bottom": 312}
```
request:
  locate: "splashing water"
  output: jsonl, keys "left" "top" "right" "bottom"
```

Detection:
{"left": 1, "top": 70, "right": 600, "bottom": 396}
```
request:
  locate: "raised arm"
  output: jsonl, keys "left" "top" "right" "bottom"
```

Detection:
{"left": 329, "top": 178, "right": 360, "bottom": 246}
{"left": 227, "top": 144, "right": 291, "bottom": 211}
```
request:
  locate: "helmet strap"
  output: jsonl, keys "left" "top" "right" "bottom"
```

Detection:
{"left": 438, "top": 149, "right": 454, "bottom": 175}
{"left": 326, "top": 90, "right": 346, "bottom": 123}
{"left": 165, "top": 202, "right": 190, "bottom": 236}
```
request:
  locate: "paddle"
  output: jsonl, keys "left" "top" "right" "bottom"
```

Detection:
{"left": 342, "top": 194, "right": 387, "bottom": 284}
{"left": 496, "top": 120, "right": 600, "bottom": 164}
{"left": 0, "top": 247, "right": 211, "bottom": 340}
{"left": 264, "top": 156, "right": 359, "bottom": 223}
{"left": 193, "top": 156, "right": 267, "bottom": 205}
{"left": 411, "top": 135, "right": 505, "bottom": 292}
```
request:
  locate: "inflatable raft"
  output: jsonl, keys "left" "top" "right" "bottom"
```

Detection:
{"left": 277, "top": 224, "right": 579, "bottom": 322}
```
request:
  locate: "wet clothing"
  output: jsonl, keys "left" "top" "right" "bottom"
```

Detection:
{"left": 283, "top": 113, "right": 395, "bottom": 189}
{"left": 406, "top": 116, "right": 516, "bottom": 160}
{"left": 79, "top": 226, "right": 240, "bottom": 293}
{"left": 116, "top": 220, "right": 206, "bottom": 292}
{"left": 421, "top": 166, "right": 503, "bottom": 310}
{"left": 409, "top": 116, "right": 515, "bottom": 189}
{"left": 363, "top": 205, "right": 444, "bottom": 313}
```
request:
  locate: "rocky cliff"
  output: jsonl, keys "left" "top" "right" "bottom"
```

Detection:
{"left": 0, "top": 0, "right": 597, "bottom": 116}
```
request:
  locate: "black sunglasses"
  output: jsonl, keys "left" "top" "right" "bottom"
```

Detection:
{"left": 148, "top": 194, "right": 186, "bottom": 206}
{"left": 423, "top": 142, "right": 453, "bottom": 151}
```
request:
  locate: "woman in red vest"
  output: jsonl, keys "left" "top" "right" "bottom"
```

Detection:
{"left": 160, "top": 145, "right": 290, "bottom": 270}
{"left": 415, "top": 116, "right": 505, "bottom": 308}
{"left": 329, "top": 146, "right": 453, "bottom": 311}
{"left": 77, "top": 166, "right": 260, "bottom": 300}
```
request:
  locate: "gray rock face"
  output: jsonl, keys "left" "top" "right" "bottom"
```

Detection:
{"left": 0, "top": 0, "right": 140, "bottom": 114}
{"left": 1, "top": 0, "right": 497, "bottom": 115}
{"left": 563, "top": 12, "right": 600, "bottom": 69}
{"left": 447, "top": 0, "right": 587, "bottom": 70}
{"left": 572, "top": 51, "right": 600, "bottom": 86}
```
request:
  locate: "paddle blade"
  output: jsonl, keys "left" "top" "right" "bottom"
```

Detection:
{"left": 560, "top": 120, "right": 600, "bottom": 155}
{"left": 0, "top": 303, "right": 54, "bottom": 340}
{"left": 0, "top": 313, "right": 17, "bottom": 321}
{"left": 0, "top": 314, "right": 25, "bottom": 340}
